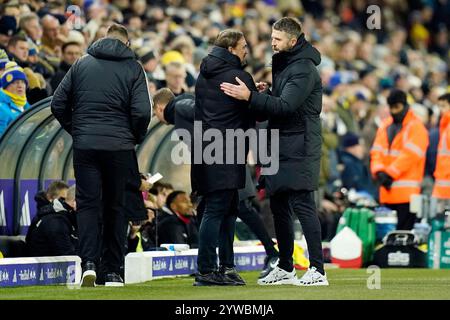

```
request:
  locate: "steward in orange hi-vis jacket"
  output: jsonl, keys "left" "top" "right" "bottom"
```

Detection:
{"left": 370, "top": 90, "right": 429, "bottom": 230}
{"left": 432, "top": 93, "right": 450, "bottom": 199}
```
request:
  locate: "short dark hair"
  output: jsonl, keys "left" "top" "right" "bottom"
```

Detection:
{"left": 153, "top": 88, "right": 175, "bottom": 107}
{"left": 106, "top": 23, "right": 129, "bottom": 42}
{"left": 62, "top": 41, "right": 81, "bottom": 53}
{"left": 46, "top": 180, "right": 69, "bottom": 200}
{"left": 166, "top": 190, "right": 186, "bottom": 210}
{"left": 438, "top": 93, "right": 450, "bottom": 104}
{"left": 214, "top": 29, "right": 244, "bottom": 49}
{"left": 272, "top": 17, "right": 303, "bottom": 39}
{"left": 387, "top": 89, "right": 407, "bottom": 107}
{"left": 7, "top": 34, "right": 27, "bottom": 48}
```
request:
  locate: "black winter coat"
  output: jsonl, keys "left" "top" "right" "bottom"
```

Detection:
{"left": 50, "top": 60, "right": 71, "bottom": 93}
{"left": 193, "top": 46, "right": 257, "bottom": 194}
{"left": 164, "top": 93, "right": 257, "bottom": 200}
{"left": 250, "top": 34, "right": 323, "bottom": 194}
{"left": 157, "top": 208, "right": 199, "bottom": 248}
{"left": 51, "top": 38, "right": 152, "bottom": 150}
{"left": 164, "top": 93, "right": 195, "bottom": 151}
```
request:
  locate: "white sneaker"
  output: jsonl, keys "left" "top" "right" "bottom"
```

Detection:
{"left": 296, "top": 267, "right": 329, "bottom": 286}
{"left": 257, "top": 266, "right": 298, "bottom": 285}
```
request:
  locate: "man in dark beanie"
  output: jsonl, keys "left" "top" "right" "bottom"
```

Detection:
{"left": 339, "top": 132, "right": 377, "bottom": 198}
{"left": 0, "top": 15, "right": 17, "bottom": 49}
{"left": 370, "top": 89, "right": 429, "bottom": 230}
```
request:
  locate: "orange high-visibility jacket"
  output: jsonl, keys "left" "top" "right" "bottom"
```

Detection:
{"left": 432, "top": 111, "right": 450, "bottom": 199}
{"left": 370, "top": 109, "right": 429, "bottom": 204}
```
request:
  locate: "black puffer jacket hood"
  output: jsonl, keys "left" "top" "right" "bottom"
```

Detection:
{"left": 200, "top": 46, "right": 242, "bottom": 79}
{"left": 51, "top": 36, "right": 151, "bottom": 151}
{"left": 87, "top": 38, "right": 136, "bottom": 61}
{"left": 164, "top": 93, "right": 195, "bottom": 125}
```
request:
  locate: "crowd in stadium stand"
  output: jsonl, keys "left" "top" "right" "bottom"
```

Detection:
{"left": 0, "top": 0, "right": 449, "bottom": 249}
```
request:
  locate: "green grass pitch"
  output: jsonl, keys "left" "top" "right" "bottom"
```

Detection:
{"left": 1, "top": 269, "right": 449, "bottom": 300}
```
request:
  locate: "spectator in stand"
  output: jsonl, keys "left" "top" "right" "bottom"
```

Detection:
{"left": 40, "top": 14, "right": 62, "bottom": 69}
{"left": 50, "top": 41, "right": 82, "bottom": 92}
{"left": 6, "top": 34, "right": 28, "bottom": 67}
{"left": 18, "top": 12, "right": 42, "bottom": 47}
{"left": 6, "top": 34, "right": 49, "bottom": 103}
{"left": 0, "top": 61, "right": 30, "bottom": 136}
{"left": 136, "top": 46, "right": 158, "bottom": 82}
{"left": 163, "top": 61, "right": 188, "bottom": 96}
{"left": 339, "top": 132, "right": 377, "bottom": 199}
{"left": 0, "top": 15, "right": 17, "bottom": 50}
{"left": 0, "top": 49, "right": 9, "bottom": 74}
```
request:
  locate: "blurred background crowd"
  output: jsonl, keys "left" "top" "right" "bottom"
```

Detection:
{"left": 0, "top": 0, "right": 449, "bottom": 245}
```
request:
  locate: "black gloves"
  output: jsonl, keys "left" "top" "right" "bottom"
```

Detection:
{"left": 376, "top": 171, "right": 394, "bottom": 190}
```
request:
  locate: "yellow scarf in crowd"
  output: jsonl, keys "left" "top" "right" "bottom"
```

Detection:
{"left": 2, "top": 89, "right": 27, "bottom": 109}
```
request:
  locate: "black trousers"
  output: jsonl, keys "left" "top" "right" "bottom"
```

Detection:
{"left": 384, "top": 203, "right": 417, "bottom": 230}
{"left": 238, "top": 198, "right": 278, "bottom": 257}
{"left": 196, "top": 197, "right": 278, "bottom": 262}
{"left": 197, "top": 189, "right": 239, "bottom": 274}
{"left": 73, "top": 148, "right": 136, "bottom": 273}
{"left": 270, "top": 190, "right": 324, "bottom": 274}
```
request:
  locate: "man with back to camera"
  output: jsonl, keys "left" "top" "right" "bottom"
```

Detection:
{"left": 192, "top": 29, "right": 258, "bottom": 286}
{"left": 220, "top": 17, "right": 328, "bottom": 286}
{"left": 51, "top": 24, "right": 152, "bottom": 287}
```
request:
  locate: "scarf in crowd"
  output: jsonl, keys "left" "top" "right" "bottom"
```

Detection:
{"left": 2, "top": 89, "right": 27, "bottom": 109}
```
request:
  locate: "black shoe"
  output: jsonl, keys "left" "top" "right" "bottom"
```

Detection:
{"left": 81, "top": 261, "right": 96, "bottom": 287}
{"left": 259, "top": 255, "right": 279, "bottom": 279}
{"left": 105, "top": 272, "right": 124, "bottom": 287}
{"left": 193, "top": 271, "right": 235, "bottom": 286}
{"left": 219, "top": 266, "right": 246, "bottom": 285}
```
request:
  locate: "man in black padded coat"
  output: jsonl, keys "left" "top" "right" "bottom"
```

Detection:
{"left": 192, "top": 29, "right": 258, "bottom": 286}
{"left": 221, "top": 18, "right": 328, "bottom": 287}
{"left": 51, "top": 24, "right": 151, "bottom": 287}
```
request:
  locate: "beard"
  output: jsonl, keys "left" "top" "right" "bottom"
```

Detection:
{"left": 273, "top": 42, "right": 294, "bottom": 53}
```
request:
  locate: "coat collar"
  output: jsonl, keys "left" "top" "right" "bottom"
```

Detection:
{"left": 384, "top": 108, "right": 418, "bottom": 127}
{"left": 209, "top": 46, "right": 243, "bottom": 69}
{"left": 272, "top": 33, "right": 321, "bottom": 72}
